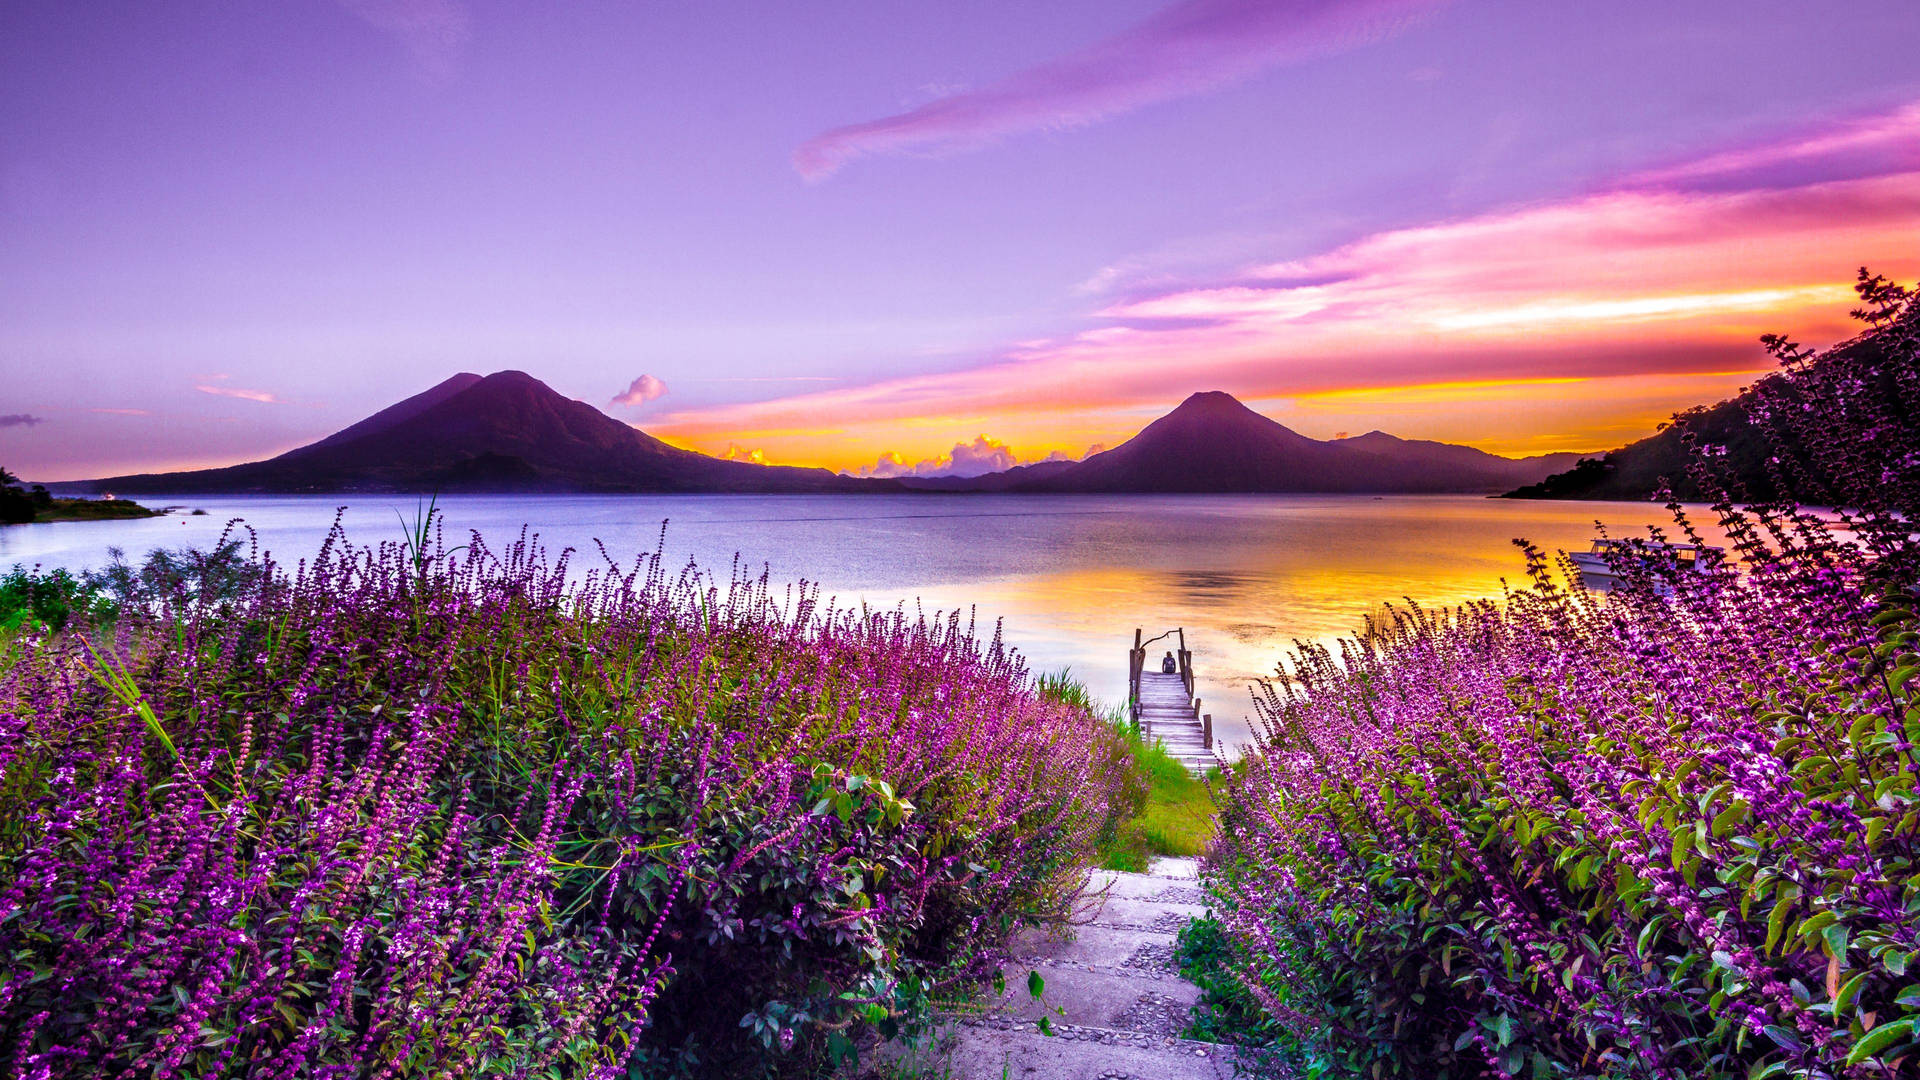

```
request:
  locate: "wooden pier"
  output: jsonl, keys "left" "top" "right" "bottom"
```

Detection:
{"left": 1127, "top": 628, "right": 1216, "bottom": 773}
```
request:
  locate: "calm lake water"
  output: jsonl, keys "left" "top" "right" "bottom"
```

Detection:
{"left": 0, "top": 493, "right": 1726, "bottom": 754}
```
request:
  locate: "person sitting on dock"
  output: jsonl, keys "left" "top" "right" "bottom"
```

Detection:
{"left": 1161, "top": 651, "right": 1177, "bottom": 674}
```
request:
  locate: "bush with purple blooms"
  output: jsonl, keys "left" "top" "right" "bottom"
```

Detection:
{"left": 0, "top": 522, "right": 1137, "bottom": 1078}
{"left": 1205, "top": 273, "right": 1920, "bottom": 1078}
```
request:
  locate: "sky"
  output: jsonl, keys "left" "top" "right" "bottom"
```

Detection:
{"left": 3, "top": 1, "right": 1919, "bottom": 481}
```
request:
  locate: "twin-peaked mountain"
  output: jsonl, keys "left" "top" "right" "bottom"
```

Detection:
{"left": 992, "top": 390, "right": 1580, "bottom": 493}
{"left": 79, "top": 375, "right": 1581, "bottom": 495}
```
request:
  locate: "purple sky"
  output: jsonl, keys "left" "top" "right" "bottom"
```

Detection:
{"left": 4, "top": 1, "right": 1919, "bottom": 480}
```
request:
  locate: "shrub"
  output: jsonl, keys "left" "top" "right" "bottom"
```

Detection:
{"left": 0, "top": 567, "right": 112, "bottom": 632}
{"left": 0, "top": 520, "right": 1134, "bottom": 1078}
{"left": 1205, "top": 275, "right": 1920, "bottom": 1078}
{"left": 85, "top": 535, "right": 270, "bottom": 613}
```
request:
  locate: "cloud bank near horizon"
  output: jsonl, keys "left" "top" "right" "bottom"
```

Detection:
{"left": 668, "top": 100, "right": 1920, "bottom": 467}
{"left": 793, "top": 0, "right": 1444, "bottom": 180}
{"left": 849, "top": 435, "right": 1080, "bottom": 479}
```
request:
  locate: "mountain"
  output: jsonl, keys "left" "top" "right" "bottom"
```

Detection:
{"left": 1007, "top": 391, "right": 1580, "bottom": 493}
{"left": 74, "top": 378, "right": 1582, "bottom": 497}
{"left": 80, "top": 371, "right": 888, "bottom": 494}
{"left": 1498, "top": 393, "right": 1773, "bottom": 501}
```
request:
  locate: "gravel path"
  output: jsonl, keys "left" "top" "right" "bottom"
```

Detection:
{"left": 875, "top": 857, "right": 1232, "bottom": 1079}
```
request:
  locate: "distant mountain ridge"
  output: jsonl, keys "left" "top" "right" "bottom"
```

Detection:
{"left": 82, "top": 371, "right": 885, "bottom": 494}
{"left": 73, "top": 377, "right": 1583, "bottom": 496}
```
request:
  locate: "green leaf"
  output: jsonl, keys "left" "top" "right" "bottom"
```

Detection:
{"left": 1489, "top": 1012, "right": 1516, "bottom": 1047}
{"left": 1766, "top": 891, "right": 1797, "bottom": 949}
{"left": 1712, "top": 800, "right": 1748, "bottom": 838}
{"left": 1835, "top": 969, "right": 1870, "bottom": 1016}
{"left": 1027, "top": 970, "right": 1045, "bottom": 1000}
{"left": 1847, "top": 1017, "right": 1917, "bottom": 1065}
{"left": 1824, "top": 922, "right": 1850, "bottom": 960}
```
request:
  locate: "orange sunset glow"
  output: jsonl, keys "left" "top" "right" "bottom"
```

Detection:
{"left": 644, "top": 108, "right": 1920, "bottom": 473}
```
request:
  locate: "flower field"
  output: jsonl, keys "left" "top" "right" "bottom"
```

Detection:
{"left": 0, "top": 523, "right": 1136, "bottom": 1078}
{"left": 1205, "top": 274, "right": 1920, "bottom": 1077}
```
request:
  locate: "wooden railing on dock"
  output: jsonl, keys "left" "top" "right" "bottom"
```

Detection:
{"left": 1127, "top": 626, "right": 1214, "bottom": 773}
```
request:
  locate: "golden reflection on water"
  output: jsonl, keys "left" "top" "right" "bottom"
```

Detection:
{"left": 883, "top": 496, "right": 1738, "bottom": 755}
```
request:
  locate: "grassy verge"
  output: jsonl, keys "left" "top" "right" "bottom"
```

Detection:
{"left": 1097, "top": 734, "right": 1216, "bottom": 872}
{"left": 1175, "top": 915, "right": 1283, "bottom": 1050}
{"left": 1034, "top": 669, "right": 1219, "bottom": 873}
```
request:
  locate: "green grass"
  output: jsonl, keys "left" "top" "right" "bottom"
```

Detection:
{"left": 1097, "top": 730, "right": 1217, "bottom": 872}
{"left": 1033, "top": 668, "right": 1219, "bottom": 873}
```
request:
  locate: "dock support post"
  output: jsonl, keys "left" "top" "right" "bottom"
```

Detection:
{"left": 1128, "top": 628, "right": 1144, "bottom": 728}
{"left": 1203, "top": 713, "right": 1212, "bottom": 751}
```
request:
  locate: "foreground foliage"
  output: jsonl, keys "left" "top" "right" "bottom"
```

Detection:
{"left": 1207, "top": 274, "right": 1920, "bottom": 1078}
{"left": 0, "top": 522, "right": 1135, "bottom": 1078}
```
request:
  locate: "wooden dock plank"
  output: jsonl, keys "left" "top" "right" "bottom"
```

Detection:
{"left": 1133, "top": 668, "right": 1215, "bottom": 774}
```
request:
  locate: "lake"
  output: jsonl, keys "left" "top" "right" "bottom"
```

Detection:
{"left": 0, "top": 493, "right": 1725, "bottom": 754}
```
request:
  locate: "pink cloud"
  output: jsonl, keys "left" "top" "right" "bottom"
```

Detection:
{"left": 89, "top": 407, "right": 152, "bottom": 417}
{"left": 611, "top": 374, "right": 668, "bottom": 407}
{"left": 1629, "top": 102, "right": 1920, "bottom": 194}
{"left": 665, "top": 99, "right": 1920, "bottom": 453}
{"left": 793, "top": 0, "right": 1444, "bottom": 180}
{"left": 195, "top": 384, "right": 287, "bottom": 404}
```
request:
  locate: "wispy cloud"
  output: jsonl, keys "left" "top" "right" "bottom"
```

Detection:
{"left": 0, "top": 414, "right": 44, "bottom": 428}
{"left": 679, "top": 376, "right": 842, "bottom": 384}
{"left": 196, "top": 384, "right": 288, "bottom": 404}
{"left": 793, "top": 0, "right": 1444, "bottom": 180}
{"left": 611, "top": 374, "right": 668, "bottom": 407}
{"left": 669, "top": 100, "right": 1920, "bottom": 465}
{"left": 336, "top": 0, "right": 471, "bottom": 82}
{"left": 89, "top": 407, "right": 152, "bottom": 417}
{"left": 1629, "top": 102, "right": 1920, "bottom": 194}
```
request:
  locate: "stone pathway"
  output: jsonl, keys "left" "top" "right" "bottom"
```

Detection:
{"left": 896, "top": 856, "right": 1231, "bottom": 1079}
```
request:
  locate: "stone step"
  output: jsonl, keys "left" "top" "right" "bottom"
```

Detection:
{"left": 1149, "top": 856, "right": 1201, "bottom": 879}
{"left": 1091, "top": 869, "right": 1211, "bottom": 900}
{"left": 926, "top": 1018, "right": 1231, "bottom": 1079}
{"left": 1011, "top": 923, "right": 1179, "bottom": 972}
{"left": 1086, "top": 895, "right": 1210, "bottom": 934}
{"left": 980, "top": 962, "right": 1199, "bottom": 1032}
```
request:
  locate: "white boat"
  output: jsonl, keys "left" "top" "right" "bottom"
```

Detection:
{"left": 1567, "top": 538, "right": 1726, "bottom": 593}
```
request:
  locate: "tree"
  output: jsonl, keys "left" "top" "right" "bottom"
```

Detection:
{"left": 0, "top": 466, "right": 35, "bottom": 524}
